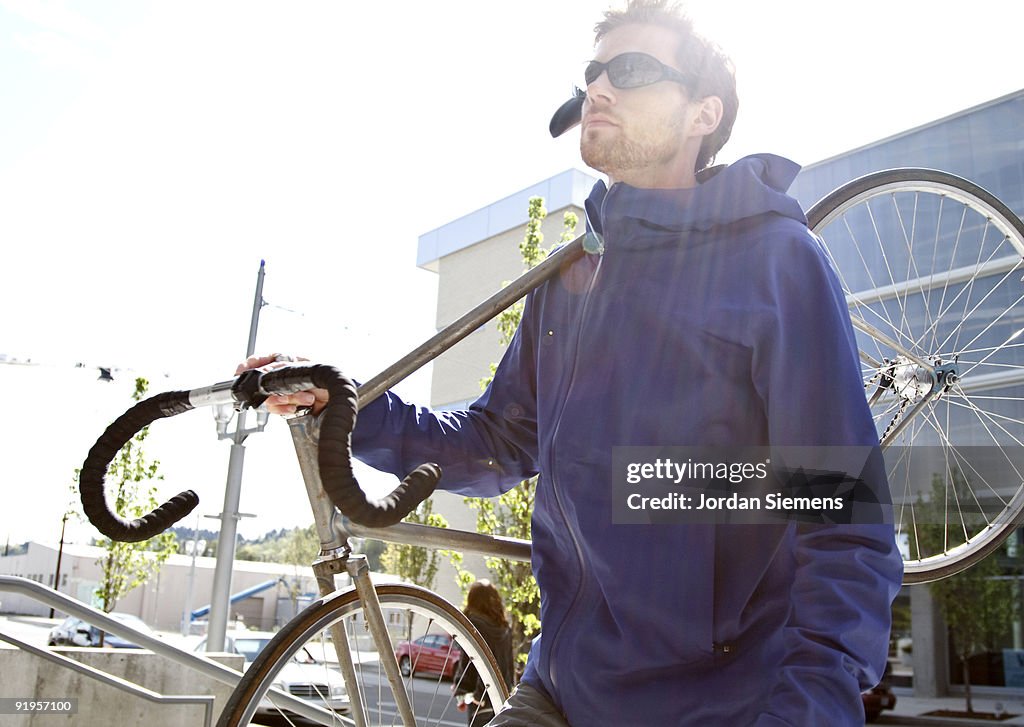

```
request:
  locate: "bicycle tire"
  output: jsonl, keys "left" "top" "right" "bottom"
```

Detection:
{"left": 807, "top": 168, "right": 1024, "bottom": 583}
{"left": 217, "top": 583, "right": 509, "bottom": 727}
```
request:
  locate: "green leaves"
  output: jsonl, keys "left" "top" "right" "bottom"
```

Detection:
{"left": 914, "top": 468, "right": 1018, "bottom": 711}
{"left": 461, "top": 478, "right": 540, "bottom": 666}
{"left": 457, "top": 195, "right": 579, "bottom": 667}
{"left": 73, "top": 377, "right": 178, "bottom": 614}
{"left": 381, "top": 498, "right": 448, "bottom": 591}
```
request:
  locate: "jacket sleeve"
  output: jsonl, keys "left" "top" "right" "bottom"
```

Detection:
{"left": 750, "top": 229, "right": 904, "bottom": 726}
{"left": 350, "top": 297, "right": 541, "bottom": 498}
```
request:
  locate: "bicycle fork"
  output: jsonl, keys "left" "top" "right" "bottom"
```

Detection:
{"left": 289, "top": 413, "right": 419, "bottom": 727}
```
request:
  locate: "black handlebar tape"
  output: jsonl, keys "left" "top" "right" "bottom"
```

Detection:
{"left": 259, "top": 364, "right": 441, "bottom": 527}
{"left": 80, "top": 391, "right": 199, "bottom": 542}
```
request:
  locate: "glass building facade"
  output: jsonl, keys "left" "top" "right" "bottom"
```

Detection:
{"left": 789, "top": 91, "right": 1024, "bottom": 218}
{"left": 790, "top": 89, "right": 1024, "bottom": 694}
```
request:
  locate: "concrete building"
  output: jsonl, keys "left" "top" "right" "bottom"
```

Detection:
{"left": 0, "top": 540, "right": 396, "bottom": 632}
{"left": 414, "top": 168, "right": 598, "bottom": 607}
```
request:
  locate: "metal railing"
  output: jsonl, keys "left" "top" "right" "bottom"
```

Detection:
{"left": 0, "top": 575, "right": 343, "bottom": 724}
{"left": 0, "top": 629, "right": 214, "bottom": 727}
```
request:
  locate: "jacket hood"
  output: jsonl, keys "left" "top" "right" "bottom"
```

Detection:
{"left": 585, "top": 153, "right": 805, "bottom": 235}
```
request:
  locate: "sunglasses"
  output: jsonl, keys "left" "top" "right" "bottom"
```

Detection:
{"left": 584, "top": 52, "right": 693, "bottom": 90}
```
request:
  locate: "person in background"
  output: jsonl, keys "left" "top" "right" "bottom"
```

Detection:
{"left": 457, "top": 580, "right": 515, "bottom": 727}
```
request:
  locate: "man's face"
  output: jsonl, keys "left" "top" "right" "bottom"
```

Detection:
{"left": 581, "top": 23, "right": 701, "bottom": 188}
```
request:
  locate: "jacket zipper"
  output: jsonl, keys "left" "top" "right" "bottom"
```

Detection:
{"left": 545, "top": 191, "right": 610, "bottom": 691}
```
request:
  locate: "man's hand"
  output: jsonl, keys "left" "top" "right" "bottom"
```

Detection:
{"left": 235, "top": 354, "right": 329, "bottom": 416}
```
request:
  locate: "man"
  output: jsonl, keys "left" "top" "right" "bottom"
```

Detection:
{"left": 245, "top": 1, "right": 902, "bottom": 724}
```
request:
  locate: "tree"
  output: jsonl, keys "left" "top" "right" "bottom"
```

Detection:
{"left": 458, "top": 196, "right": 578, "bottom": 667}
{"left": 381, "top": 498, "right": 448, "bottom": 590}
{"left": 381, "top": 498, "right": 449, "bottom": 642}
{"left": 281, "top": 524, "right": 320, "bottom": 614}
{"left": 75, "top": 378, "right": 178, "bottom": 638}
{"left": 915, "top": 469, "right": 1018, "bottom": 714}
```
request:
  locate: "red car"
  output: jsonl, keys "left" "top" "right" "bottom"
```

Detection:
{"left": 395, "top": 633, "right": 465, "bottom": 679}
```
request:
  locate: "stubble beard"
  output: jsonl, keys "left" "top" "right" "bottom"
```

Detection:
{"left": 580, "top": 108, "right": 688, "bottom": 181}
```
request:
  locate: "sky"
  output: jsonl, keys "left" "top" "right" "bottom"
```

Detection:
{"left": 1, "top": 0, "right": 1022, "bottom": 546}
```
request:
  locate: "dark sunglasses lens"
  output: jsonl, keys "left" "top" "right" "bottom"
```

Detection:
{"left": 608, "top": 53, "right": 662, "bottom": 88}
{"left": 584, "top": 60, "right": 603, "bottom": 86}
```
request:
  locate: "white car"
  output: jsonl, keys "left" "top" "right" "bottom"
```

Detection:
{"left": 48, "top": 612, "right": 156, "bottom": 649}
{"left": 195, "top": 631, "right": 349, "bottom": 719}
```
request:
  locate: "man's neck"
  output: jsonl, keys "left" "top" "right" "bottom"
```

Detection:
{"left": 607, "top": 166, "right": 698, "bottom": 190}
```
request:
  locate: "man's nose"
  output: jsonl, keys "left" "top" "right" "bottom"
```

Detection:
{"left": 586, "top": 72, "right": 615, "bottom": 105}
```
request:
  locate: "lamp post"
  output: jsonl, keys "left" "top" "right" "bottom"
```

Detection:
{"left": 48, "top": 512, "right": 70, "bottom": 619}
{"left": 206, "top": 261, "right": 269, "bottom": 652}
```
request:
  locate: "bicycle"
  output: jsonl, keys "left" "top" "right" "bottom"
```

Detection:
{"left": 76, "top": 168, "right": 1024, "bottom": 725}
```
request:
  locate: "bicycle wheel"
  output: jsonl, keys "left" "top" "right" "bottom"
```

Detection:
{"left": 807, "top": 169, "right": 1024, "bottom": 583}
{"left": 217, "top": 583, "right": 509, "bottom": 727}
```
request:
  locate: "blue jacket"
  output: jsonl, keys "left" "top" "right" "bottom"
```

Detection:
{"left": 353, "top": 154, "right": 903, "bottom": 726}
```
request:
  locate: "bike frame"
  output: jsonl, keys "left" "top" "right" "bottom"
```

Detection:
{"left": 288, "top": 412, "right": 530, "bottom": 727}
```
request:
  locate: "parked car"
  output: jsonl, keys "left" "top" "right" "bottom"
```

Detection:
{"left": 195, "top": 631, "right": 349, "bottom": 719}
{"left": 48, "top": 612, "right": 156, "bottom": 648}
{"left": 395, "top": 633, "right": 465, "bottom": 679}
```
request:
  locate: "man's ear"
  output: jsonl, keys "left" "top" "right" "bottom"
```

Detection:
{"left": 690, "top": 95, "right": 724, "bottom": 138}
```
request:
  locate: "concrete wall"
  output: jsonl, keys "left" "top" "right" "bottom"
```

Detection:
{"left": 0, "top": 644, "right": 242, "bottom": 726}
{"left": 430, "top": 205, "right": 585, "bottom": 409}
{"left": 911, "top": 583, "right": 949, "bottom": 698}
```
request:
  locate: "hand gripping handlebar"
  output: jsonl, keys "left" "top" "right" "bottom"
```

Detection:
{"left": 79, "top": 365, "right": 441, "bottom": 541}
{"left": 80, "top": 234, "right": 589, "bottom": 541}
{"left": 257, "top": 364, "right": 441, "bottom": 527}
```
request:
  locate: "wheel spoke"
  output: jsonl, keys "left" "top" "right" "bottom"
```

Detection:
{"left": 218, "top": 585, "right": 508, "bottom": 727}
{"left": 807, "top": 169, "right": 1024, "bottom": 582}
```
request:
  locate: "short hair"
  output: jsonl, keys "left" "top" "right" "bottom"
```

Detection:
{"left": 594, "top": 0, "right": 739, "bottom": 171}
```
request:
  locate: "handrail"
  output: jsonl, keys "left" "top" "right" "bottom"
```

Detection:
{"left": 0, "top": 629, "right": 214, "bottom": 727}
{"left": 0, "top": 575, "right": 351, "bottom": 724}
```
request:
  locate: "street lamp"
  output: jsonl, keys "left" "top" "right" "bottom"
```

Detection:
{"left": 205, "top": 260, "right": 269, "bottom": 653}
{"left": 48, "top": 512, "right": 70, "bottom": 618}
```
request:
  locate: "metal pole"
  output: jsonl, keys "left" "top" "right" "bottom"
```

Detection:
{"left": 48, "top": 513, "right": 68, "bottom": 619}
{"left": 207, "top": 261, "right": 266, "bottom": 652}
{"left": 181, "top": 513, "right": 201, "bottom": 637}
{"left": 206, "top": 446, "right": 245, "bottom": 651}
{"left": 245, "top": 260, "right": 266, "bottom": 359}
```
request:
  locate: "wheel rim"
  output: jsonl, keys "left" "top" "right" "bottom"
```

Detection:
{"left": 808, "top": 170, "right": 1024, "bottom": 582}
{"left": 226, "top": 585, "right": 507, "bottom": 727}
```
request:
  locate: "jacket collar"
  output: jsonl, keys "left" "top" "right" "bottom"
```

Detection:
{"left": 585, "top": 154, "right": 805, "bottom": 236}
